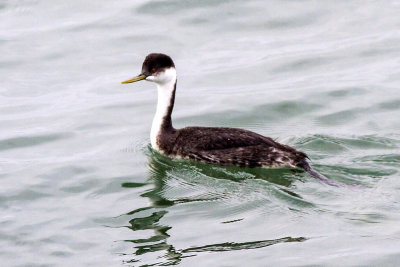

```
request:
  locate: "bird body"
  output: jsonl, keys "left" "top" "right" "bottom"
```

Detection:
{"left": 122, "top": 53, "right": 335, "bottom": 185}
{"left": 156, "top": 126, "right": 307, "bottom": 168}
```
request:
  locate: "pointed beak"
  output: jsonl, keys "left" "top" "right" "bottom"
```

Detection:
{"left": 121, "top": 74, "right": 147, "bottom": 84}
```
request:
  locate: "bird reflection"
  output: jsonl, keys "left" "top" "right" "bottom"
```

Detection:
{"left": 121, "top": 147, "right": 308, "bottom": 266}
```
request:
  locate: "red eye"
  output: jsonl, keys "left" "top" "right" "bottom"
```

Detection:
{"left": 151, "top": 68, "right": 156, "bottom": 73}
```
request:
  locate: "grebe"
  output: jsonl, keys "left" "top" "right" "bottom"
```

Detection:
{"left": 122, "top": 53, "right": 334, "bottom": 185}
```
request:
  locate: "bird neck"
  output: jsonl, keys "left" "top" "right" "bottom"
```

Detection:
{"left": 150, "top": 76, "right": 177, "bottom": 150}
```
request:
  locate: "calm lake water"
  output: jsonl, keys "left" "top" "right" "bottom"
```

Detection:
{"left": 1, "top": 0, "right": 400, "bottom": 266}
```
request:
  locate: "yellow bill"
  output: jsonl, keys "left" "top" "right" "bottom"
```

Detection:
{"left": 121, "top": 75, "right": 147, "bottom": 84}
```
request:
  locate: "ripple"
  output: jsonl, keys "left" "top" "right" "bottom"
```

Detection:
{"left": 180, "top": 100, "right": 322, "bottom": 126}
{"left": 326, "top": 87, "right": 367, "bottom": 98}
{"left": 0, "top": 133, "right": 73, "bottom": 151}
{"left": 272, "top": 57, "right": 331, "bottom": 73}
{"left": 316, "top": 108, "right": 362, "bottom": 126}
{"left": 356, "top": 154, "right": 400, "bottom": 164}
{"left": 137, "top": 0, "right": 238, "bottom": 14}
{"left": 377, "top": 99, "right": 400, "bottom": 111}
{"left": 297, "top": 134, "right": 399, "bottom": 153}
{"left": 296, "top": 135, "right": 348, "bottom": 155}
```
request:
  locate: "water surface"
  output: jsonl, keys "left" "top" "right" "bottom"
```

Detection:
{"left": 1, "top": 0, "right": 400, "bottom": 266}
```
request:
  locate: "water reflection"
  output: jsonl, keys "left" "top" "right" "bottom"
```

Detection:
{"left": 182, "top": 236, "right": 307, "bottom": 253}
{"left": 121, "top": 147, "right": 308, "bottom": 266}
{"left": 147, "top": 146, "right": 305, "bottom": 186}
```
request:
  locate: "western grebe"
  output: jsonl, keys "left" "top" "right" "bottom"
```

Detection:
{"left": 122, "top": 53, "right": 335, "bottom": 185}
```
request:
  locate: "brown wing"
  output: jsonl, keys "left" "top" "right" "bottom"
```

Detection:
{"left": 172, "top": 127, "right": 307, "bottom": 167}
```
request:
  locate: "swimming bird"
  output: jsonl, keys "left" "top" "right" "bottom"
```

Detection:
{"left": 121, "top": 53, "right": 335, "bottom": 185}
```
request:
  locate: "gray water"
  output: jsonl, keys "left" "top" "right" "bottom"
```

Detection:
{"left": 1, "top": 0, "right": 400, "bottom": 266}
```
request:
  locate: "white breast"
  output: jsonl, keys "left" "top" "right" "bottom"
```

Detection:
{"left": 149, "top": 68, "right": 177, "bottom": 151}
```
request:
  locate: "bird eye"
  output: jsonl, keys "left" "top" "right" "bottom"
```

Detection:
{"left": 151, "top": 68, "right": 156, "bottom": 73}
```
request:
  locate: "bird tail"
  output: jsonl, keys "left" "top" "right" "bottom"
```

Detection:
{"left": 298, "top": 160, "right": 340, "bottom": 186}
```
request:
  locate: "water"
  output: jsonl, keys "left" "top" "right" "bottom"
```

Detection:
{"left": 1, "top": 0, "right": 400, "bottom": 266}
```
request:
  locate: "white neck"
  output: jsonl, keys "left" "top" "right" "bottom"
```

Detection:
{"left": 150, "top": 68, "right": 177, "bottom": 151}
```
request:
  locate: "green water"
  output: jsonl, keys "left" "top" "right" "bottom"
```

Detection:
{"left": 1, "top": 0, "right": 400, "bottom": 266}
